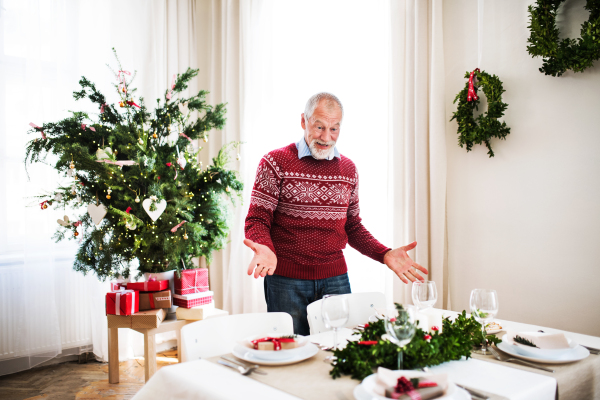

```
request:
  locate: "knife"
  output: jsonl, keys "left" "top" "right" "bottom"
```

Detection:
{"left": 220, "top": 356, "right": 268, "bottom": 375}
{"left": 455, "top": 384, "right": 490, "bottom": 400}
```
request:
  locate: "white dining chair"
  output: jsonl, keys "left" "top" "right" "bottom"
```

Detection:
{"left": 306, "top": 292, "right": 387, "bottom": 334}
{"left": 180, "top": 312, "right": 294, "bottom": 362}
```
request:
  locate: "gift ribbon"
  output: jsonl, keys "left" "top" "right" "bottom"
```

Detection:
{"left": 166, "top": 74, "right": 176, "bottom": 100}
{"left": 96, "top": 160, "right": 138, "bottom": 166}
{"left": 29, "top": 122, "right": 46, "bottom": 139}
{"left": 467, "top": 68, "right": 480, "bottom": 102}
{"left": 118, "top": 70, "right": 131, "bottom": 83}
{"left": 148, "top": 293, "right": 155, "bottom": 309}
{"left": 170, "top": 221, "right": 186, "bottom": 233}
{"left": 100, "top": 103, "right": 107, "bottom": 113}
{"left": 179, "top": 269, "right": 209, "bottom": 294}
{"left": 179, "top": 132, "right": 193, "bottom": 142}
{"left": 251, "top": 337, "right": 295, "bottom": 351}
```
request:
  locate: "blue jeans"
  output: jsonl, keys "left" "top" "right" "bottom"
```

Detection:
{"left": 264, "top": 273, "right": 351, "bottom": 336}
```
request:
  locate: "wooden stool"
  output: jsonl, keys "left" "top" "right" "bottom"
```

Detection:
{"left": 108, "top": 309, "right": 228, "bottom": 383}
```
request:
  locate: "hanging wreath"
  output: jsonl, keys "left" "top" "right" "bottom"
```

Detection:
{"left": 527, "top": 0, "right": 600, "bottom": 77}
{"left": 450, "top": 69, "right": 510, "bottom": 158}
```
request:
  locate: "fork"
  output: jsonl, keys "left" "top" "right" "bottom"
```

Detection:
{"left": 489, "top": 347, "right": 554, "bottom": 373}
{"left": 218, "top": 360, "right": 253, "bottom": 375}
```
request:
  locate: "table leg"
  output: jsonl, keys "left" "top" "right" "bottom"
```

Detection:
{"left": 108, "top": 327, "right": 119, "bottom": 383}
{"left": 177, "top": 328, "right": 182, "bottom": 363}
{"left": 144, "top": 332, "right": 157, "bottom": 382}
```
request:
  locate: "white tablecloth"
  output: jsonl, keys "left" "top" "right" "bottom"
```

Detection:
{"left": 132, "top": 309, "right": 600, "bottom": 400}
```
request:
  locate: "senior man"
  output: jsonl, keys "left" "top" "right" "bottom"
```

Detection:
{"left": 244, "top": 92, "right": 428, "bottom": 335}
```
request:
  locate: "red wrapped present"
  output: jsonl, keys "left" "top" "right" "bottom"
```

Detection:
{"left": 125, "top": 280, "right": 168, "bottom": 292}
{"left": 174, "top": 268, "right": 209, "bottom": 295}
{"left": 106, "top": 290, "right": 139, "bottom": 316}
{"left": 173, "top": 291, "right": 213, "bottom": 308}
{"left": 110, "top": 282, "right": 127, "bottom": 291}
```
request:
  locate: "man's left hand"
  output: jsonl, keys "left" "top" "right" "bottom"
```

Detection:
{"left": 383, "top": 241, "right": 428, "bottom": 284}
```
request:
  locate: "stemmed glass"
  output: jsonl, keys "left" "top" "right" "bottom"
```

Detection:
{"left": 384, "top": 307, "right": 416, "bottom": 370}
{"left": 412, "top": 281, "right": 438, "bottom": 310}
{"left": 470, "top": 289, "right": 499, "bottom": 356}
{"left": 321, "top": 294, "right": 350, "bottom": 351}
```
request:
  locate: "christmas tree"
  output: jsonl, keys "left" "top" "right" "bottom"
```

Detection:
{"left": 24, "top": 51, "right": 243, "bottom": 280}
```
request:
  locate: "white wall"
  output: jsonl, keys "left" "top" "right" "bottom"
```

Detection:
{"left": 444, "top": 0, "right": 600, "bottom": 336}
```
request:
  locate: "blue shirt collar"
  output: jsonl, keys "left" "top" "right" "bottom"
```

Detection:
{"left": 295, "top": 137, "right": 340, "bottom": 160}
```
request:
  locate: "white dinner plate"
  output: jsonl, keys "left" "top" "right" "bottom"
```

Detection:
{"left": 232, "top": 342, "right": 319, "bottom": 366}
{"left": 497, "top": 339, "right": 589, "bottom": 364}
{"left": 353, "top": 374, "right": 469, "bottom": 400}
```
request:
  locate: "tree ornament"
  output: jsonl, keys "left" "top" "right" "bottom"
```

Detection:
{"left": 142, "top": 196, "right": 167, "bottom": 222}
{"left": 138, "top": 137, "right": 143, "bottom": 145}
{"left": 54, "top": 193, "right": 63, "bottom": 202}
{"left": 236, "top": 153, "right": 241, "bottom": 161}
{"left": 119, "top": 101, "right": 125, "bottom": 107}
{"left": 69, "top": 156, "right": 75, "bottom": 169}
{"left": 152, "top": 133, "right": 158, "bottom": 139}
{"left": 527, "top": 0, "right": 600, "bottom": 76}
{"left": 106, "top": 188, "right": 112, "bottom": 200}
{"left": 57, "top": 215, "right": 71, "bottom": 227}
{"left": 203, "top": 136, "right": 208, "bottom": 143}
{"left": 183, "top": 229, "right": 188, "bottom": 240}
{"left": 74, "top": 231, "right": 79, "bottom": 237}
{"left": 67, "top": 168, "right": 75, "bottom": 178}
{"left": 450, "top": 69, "right": 510, "bottom": 158}
{"left": 87, "top": 202, "right": 107, "bottom": 226}
{"left": 96, "top": 147, "right": 113, "bottom": 160}
{"left": 99, "top": 245, "right": 103, "bottom": 250}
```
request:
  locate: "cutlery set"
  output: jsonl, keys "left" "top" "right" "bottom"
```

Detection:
{"left": 218, "top": 356, "right": 268, "bottom": 375}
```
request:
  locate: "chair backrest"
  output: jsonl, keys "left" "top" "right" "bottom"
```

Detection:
{"left": 306, "top": 292, "right": 387, "bottom": 335}
{"left": 180, "top": 312, "right": 294, "bottom": 362}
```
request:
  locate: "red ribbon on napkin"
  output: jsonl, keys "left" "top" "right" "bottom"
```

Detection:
{"left": 467, "top": 68, "right": 480, "bottom": 102}
{"left": 251, "top": 337, "right": 295, "bottom": 351}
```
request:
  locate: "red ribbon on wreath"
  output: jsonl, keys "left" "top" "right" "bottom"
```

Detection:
{"left": 251, "top": 337, "right": 295, "bottom": 351}
{"left": 126, "top": 100, "right": 141, "bottom": 108}
{"left": 467, "top": 68, "right": 480, "bottom": 102}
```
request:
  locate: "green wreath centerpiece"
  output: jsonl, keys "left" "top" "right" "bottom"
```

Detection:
{"left": 527, "top": 0, "right": 600, "bottom": 76}
{"left": 330, "top": 304, "right": 501, "bottom": 381}
{"left": 450, "top": 69, "right": 510, "bottom": 158}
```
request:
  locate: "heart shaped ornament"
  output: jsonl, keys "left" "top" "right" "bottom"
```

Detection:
{"left": 87, "top": 203, "right": 107, "bottom": 225}
{"left": 142, "top": 198, "right": 167, "bottom": 221}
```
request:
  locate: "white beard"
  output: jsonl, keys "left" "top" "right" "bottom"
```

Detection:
{"left": 308, "top": 139, "right": 336, "bottom": 160}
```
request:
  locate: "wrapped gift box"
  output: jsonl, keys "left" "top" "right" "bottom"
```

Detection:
{"left": 174, "top": 268, "right": 209, "bottom": 295}
{"left": 125, "top": 280, "right": 169, "bottom": 292}
{"left": 106, "top": 290, "right": 139, "bottom": 316}
{"left": 173, "top": 291, "right": 213, "bottom": 308}
{"left": 107, "top": 308, "right": 167, "bottom": 329}
{"left": 175, "top": 302, "right": 215, "bottom": 320}
{"left": 139, "top": 290, "right": 172, "bottom": 310}
{"left": 110, "top": 282, "right": 127, "bottom": 291}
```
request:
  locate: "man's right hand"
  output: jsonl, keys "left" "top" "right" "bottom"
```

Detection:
{"left": 244, "top": 239, "right": 277, "bottom": 279}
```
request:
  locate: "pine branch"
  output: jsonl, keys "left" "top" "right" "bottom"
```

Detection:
{"left": 514, "top": 335, "right": 539, "bottom": 348}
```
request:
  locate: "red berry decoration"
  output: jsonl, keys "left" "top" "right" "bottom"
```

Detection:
{"left": 431, "top": 326, "right": 439, "bottom": 331}
{"left": 423, "top": 334, "right": 432, "bottom": 340}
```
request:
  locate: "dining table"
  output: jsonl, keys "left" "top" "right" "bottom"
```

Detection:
{"left": 131, "top": 309, "right": 600, "bottom": 400}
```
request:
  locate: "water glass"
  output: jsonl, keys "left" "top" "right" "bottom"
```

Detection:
{"left": 384, "top": 307, "right": 416, "bottom": 370}
{"left": 470, "top": 289, "right": 499, "bottom": 355}
{"left": 412, "top": 281, "right": 438, "bottom": 310}
{"left": 321, "top": 294, "right": 350, "bottom": 350}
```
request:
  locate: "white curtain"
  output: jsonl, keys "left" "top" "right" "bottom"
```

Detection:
{"left": 197, "top": 0, "right": 449, "bottom": 315}
{"left": 388, "top": 0, "right": 448, "bottom": 308}
{"left": 0, "top": 0, "right": 197, "bottom": 376}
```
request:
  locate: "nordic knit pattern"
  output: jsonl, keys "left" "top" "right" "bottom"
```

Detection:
{"left": 245, "top": 143, "right": 391, "bottom": 280}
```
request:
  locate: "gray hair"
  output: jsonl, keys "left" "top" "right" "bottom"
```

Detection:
{"left": 304, "top": 92, "right": 344, "bottom": 124}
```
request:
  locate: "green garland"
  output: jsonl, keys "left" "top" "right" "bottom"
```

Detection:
{"left": 450, "top": 69, "right": 510, "bottom": 158}
{"left": 527, "top": 0, "right": 600, "bottom": 76}
{"left": 24, "top": 50, "right": 243, "bottom": 280}
{"left": 330, "top": 305, "right": 501, "bottom": 381}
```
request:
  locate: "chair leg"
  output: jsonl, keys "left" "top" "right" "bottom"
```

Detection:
{"left": 108, "top": 328, "right": 119, "bottom": 383}
{"left": 177, "top": 329, "right": 182, "bottom": 363}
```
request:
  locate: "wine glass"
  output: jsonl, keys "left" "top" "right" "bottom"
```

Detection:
{"left": 321, "top": 294, "right": 350, "bottom": 351}
{"left": 384, "top": 306, "right": 416, "bottom": 370}
{"left": 470, "top": 289, "right": 499, "bottom": 356}
{"left": 412, "top": 281, "right": 438, "bottom": 310}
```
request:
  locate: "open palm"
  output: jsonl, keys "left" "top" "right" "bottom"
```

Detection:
{"left": 383, "top": 241, "right": 428, "bottom": 283}
{"left": 244, "top": 239, "right": 277, "bottom": 279}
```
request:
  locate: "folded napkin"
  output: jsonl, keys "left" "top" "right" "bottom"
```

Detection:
{"left": 506, "top": 331, "right": 570, "bottom": 349}
{"left": 374, "top": 367, "right": 448, "bottom": 399}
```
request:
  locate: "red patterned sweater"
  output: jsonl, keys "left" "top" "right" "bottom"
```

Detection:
{"left": 244, "top": 143, "right": 391, "bottom": 280}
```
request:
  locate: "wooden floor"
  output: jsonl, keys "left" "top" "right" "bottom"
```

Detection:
{"left": 0, "top": 350, "right": 179, "bottom": 400}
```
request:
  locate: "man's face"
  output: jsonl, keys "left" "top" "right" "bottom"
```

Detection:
{"left": 301, "top": 101, "right": 342, "bottom": 160}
